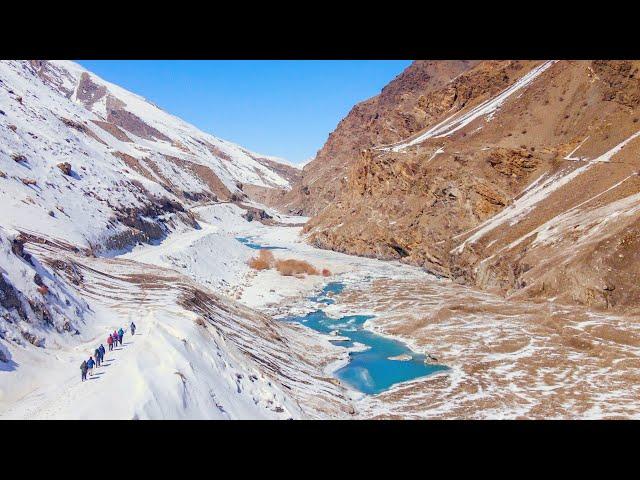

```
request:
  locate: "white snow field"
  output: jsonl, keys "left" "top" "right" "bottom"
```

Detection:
{"left": 0, "top": 60, "right": 294, "bottom": 247}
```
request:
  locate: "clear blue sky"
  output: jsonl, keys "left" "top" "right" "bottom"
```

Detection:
{"left": 77, "top": 60, "right": 411, "bottom": 164}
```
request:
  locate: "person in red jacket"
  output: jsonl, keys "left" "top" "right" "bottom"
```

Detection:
{"left": 107, "top": 334, "right": 114, "bottom": 351}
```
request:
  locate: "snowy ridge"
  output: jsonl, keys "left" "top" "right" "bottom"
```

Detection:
{"left": 0, "top": 60, "right": 295, "bottom": 250}
{"left": 53, "top": 60, "right": 293, "bottom": 190}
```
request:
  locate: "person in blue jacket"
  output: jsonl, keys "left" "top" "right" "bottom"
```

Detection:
{"left": 99, "top": 344, "right": 106, "bottom": 362}
{"left": 86, "top": 356, "right": 95, "bottom": 376}
{"left": 118, "top": 327, "right": 124, "bottom": 346}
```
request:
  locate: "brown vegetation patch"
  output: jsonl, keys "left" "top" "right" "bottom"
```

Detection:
{"left": 247, "top": 250, "right": 323, "bottom": 277}
{"left": 248, "top": 249, "right": 275, "bottom": 270}
{"left": 275, "top": 259, "right": 318, "bottom": 276}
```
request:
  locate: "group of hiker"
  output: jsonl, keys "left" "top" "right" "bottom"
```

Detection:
{"left": 80, "top": 322, "right": 136, "bottom": 382}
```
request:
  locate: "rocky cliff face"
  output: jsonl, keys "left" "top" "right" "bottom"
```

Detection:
{"left": 277, "top": 61, "right": 481, "bottom": 215}
{"left": 300, "top": 60, "right": 640, "bottom": 312}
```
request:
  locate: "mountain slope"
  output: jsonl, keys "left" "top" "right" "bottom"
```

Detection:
{"left": 300, "top": 60, "right": 640, "bottom": 311}
{"left": 0, "top": 59, "right": 297, "bottom": 339}
{"left": 0, "top": 224, "right": 351, "bottom": 419}
{"left": 0, "top": 60, "right": 299, "bottom": 251}
{"left": 277, "top": 60, "right": 482, "bottom": 215}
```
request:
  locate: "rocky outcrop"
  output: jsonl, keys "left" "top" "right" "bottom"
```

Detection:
{"left": 0, "top": 273, "right": 27, "bottom": 322}
{"left": 57, "top": 162, "right": 72, "bottom": 176}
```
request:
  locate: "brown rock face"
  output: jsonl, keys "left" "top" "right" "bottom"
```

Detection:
{"left": 106, "top": 96, "right": 172, "bottom": 142}
{"left": 300, "top": 60, "right": 640, "bottom": 311}
{"left": 277, "top": 61, "right": 481, "bottom": 215}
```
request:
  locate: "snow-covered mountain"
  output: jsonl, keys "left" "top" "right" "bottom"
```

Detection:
{"left": 0, "top": 61, "right": 348, "bottom": 419}
{"left": 0, "top": 60, "right": 299, "bottom": 243}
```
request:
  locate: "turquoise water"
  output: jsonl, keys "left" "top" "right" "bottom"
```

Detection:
{"left": 236, "top": 236, "right": 287, "bottom": 250}
{"left": 309, "top": 281, "right": 345, "bottom": 305}
{"left": 284, "top": 282, "right": 448, "bottom": 395}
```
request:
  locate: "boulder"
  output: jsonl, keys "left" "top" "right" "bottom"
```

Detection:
{"left": 57, "top": 162, "right": 72, "bottom": 176}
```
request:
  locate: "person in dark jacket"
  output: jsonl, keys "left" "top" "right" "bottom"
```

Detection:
{"left": 130, "top": 322, "right": 136, "bottom": 336}
{"left": 80, "top": 360, "right": 88, "bottom": 382}
{"left": 118, "top": 327, "right": 124, "bottom": 346}
{"left": 86, "top": 356, "right": 95, "bottom": 376}
{"left": 94, "top": 348, "right": 101, "bottom": 367}
{"left": 107, "top": 334, "right": 114, "bottom": 351}
{"left": 99, "top": 344, "right": 106, "bottom": 361}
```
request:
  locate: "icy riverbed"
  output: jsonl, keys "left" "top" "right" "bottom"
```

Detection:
{"left": 119, "top": 203, "right": 449, "bottom": 397}
{"left": 284, "top": 282, "right": 448, "bottom": 395}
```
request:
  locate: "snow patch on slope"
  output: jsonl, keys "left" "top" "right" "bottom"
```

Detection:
{"left": 385, "top": 61, "right": 557, "bottom": 152}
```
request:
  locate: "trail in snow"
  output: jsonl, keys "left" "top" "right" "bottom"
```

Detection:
{"left": 0, "top": 308, "right": 149, "bottom": 420}
{"left": 28, "top": 322, "right": 144, "bottom": 420}
{"left": 381, "top": 61, "right": 557, "bottom": 152}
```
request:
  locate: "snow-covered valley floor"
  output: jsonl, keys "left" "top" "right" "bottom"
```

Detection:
{"left": 3, "top": 202, "right": 640, "bottom": 419}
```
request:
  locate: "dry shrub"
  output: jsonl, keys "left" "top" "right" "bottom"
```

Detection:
{"left": 249, "top": 249, "right": 323, "bottom": 277}
{"left": 37, "top": 285, "right": 49, "bottom": 295}
{"left": 322, "top": 268, "right": 331, "bottom": 277}
{"left": 21, "top": 178, "right": 37, "bottom": 186}
{"left": 248, "top": 249, "right": 275, "bottom": 270}
{"left": 195, "top": 317, "right": 207, "bottom": 328}
{"left": 275, "top": 259, "right": 318, "bottom": 276}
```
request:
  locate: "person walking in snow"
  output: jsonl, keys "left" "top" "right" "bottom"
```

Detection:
{"left": 94, "top": 348, "right": 101, "bottom": 367}
{"left": 87, "top": 356, "right": 95, "bottom": 376}
{"left": 112, "top": 330, "right": 119, "bottom": 347}
{"left": 80, "top": 360, "right": 88, "bottom": 382}
{"left": 118, "top": 327, "right": 124, "bottom": 346}
{"left": 99, "top": 344, "right": 106, "bottom": 362}
{"left": 107, "top": 334, "right": 114, "bottom": 351}
{"left": 130, "top": 322, "right": 136, "bottom": 336}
